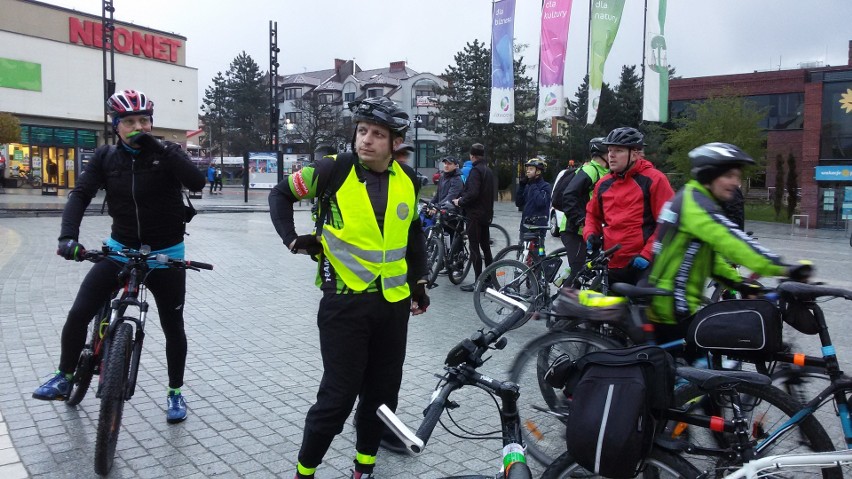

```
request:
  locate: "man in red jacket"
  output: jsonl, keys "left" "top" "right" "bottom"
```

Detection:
{"left": 584, "top": 127, "right": 674, "bottom": 285}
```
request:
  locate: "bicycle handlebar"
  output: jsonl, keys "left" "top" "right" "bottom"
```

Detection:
{"left": 377, "top": 289, "right": 527, "bottom": 455}
{"left": 82, "top": 246, "right": 214, "bottom": 271}
{"left": 777, "top": 281, "right": 852, "bottom": 301}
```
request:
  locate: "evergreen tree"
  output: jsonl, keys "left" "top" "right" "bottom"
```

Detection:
{"left": 786, "top": 152, "right": 798, "bottom": 219}
{"left": 609, "top": 65, "right": 642, "bottom": 131}
{"left": 200, "top": 72, "right": 227, "bottom": 157}
{"left": 435, "top": 40, "right": 544, "bottom": 191}
{"left": 223, "top": 51, "right": 269, "bottom": 155}
{"left": 562, "top": 75, "right": 607, "bottom": 164}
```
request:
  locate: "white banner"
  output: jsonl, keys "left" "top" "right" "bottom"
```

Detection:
{"left": 642, "top": 0, "right": 669, "bottom": 122}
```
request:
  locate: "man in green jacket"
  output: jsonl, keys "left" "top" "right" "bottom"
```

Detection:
{"left": 647, "top": 142, "right": 812, "bottom": 342}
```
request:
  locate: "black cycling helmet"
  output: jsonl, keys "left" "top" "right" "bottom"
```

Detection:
{"left": 689, "top": 142, "right": 755, "bottom": 184}
{"left": 349, "top": 97, "right": 410, "bottom": 137}
{"left": 524, "top": 158, "right": 547, "bottom": 171}
{"left": 589, "top": 137, "right": 606, "bottom": 157}
{"left": 602, "top": 127, "right": 644, "bottom": 148}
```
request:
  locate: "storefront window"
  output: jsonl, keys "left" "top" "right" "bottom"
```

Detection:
{"left": 820, "top": 81, "right": 852, "bottom": 160}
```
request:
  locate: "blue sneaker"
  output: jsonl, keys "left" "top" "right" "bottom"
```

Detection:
{"left": 33, "top": 372, "right": 72, "bottom": 400}
{"left": 166, "top": 391, "right": 187, "bottom": 424}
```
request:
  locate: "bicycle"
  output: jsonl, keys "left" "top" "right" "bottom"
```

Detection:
{"left": 16, "top": 169, "right": 42, "bottom": 188}
{"left": 492, "top": 215, "right": 552, "bottom": 263}
{"left": 723, "top": 450, "right": 852, "bottom": 479}
{"left": 471, "top": 244, "right": 620, "bottom": 331}
{"left": 69, "top": 245, "right": 212, "bottom": 475}
{"left": 422, "top": 202, "right": 471, "bottom": 287}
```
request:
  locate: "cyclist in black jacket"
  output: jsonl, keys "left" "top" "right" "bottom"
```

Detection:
{"left": 32, "top": 90, "right": 206, "bottom": 425}
{"left": 453, "top": 143, "right": 495, "bottom": 292}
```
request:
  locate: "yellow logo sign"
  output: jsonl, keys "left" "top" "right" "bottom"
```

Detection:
{"left": 840, "top": 88, "right": 852, "bottom": 114}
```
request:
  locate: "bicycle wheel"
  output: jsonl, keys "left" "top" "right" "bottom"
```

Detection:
{"left": 473, "top": 259, "right": 540, "bottom": 329}
{"left": 542, "top": 448, "right": 701, "bottom": 478}
{"left": 424, "top": 233, "right": 445, "bottom": 288}
{"left": 66, "top": 303, "right": 109, "bottom": 407}
{"left": 448, "top": 236, "right": 471, "bottom": 285}
{"left": 672, "top": 381, "right": 840, "bottom": 479}
{"left": 94, "top": 322, "right": 133, "bottom": 476}
{"left": 494, "top": 244, "right": 524, "bottom": 262}
{"left": 488, "top": 223, "right": 511, "bottom": 254}
{"left": 32, "top": 177, "right": 42, "bottom": 188}
{"left": 509, "top": 330, "right": 621, "bottom": 465}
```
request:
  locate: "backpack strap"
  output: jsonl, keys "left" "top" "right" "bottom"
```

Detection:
{"left": 314, "top": 153, "right": 356, "bottom": 238}
{"left": 98, "top": 145, "right": 116, "bottom": 215}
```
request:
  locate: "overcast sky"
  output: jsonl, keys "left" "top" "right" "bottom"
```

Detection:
{"left": 46, "top": 0, "right": 851, "bottom": 107}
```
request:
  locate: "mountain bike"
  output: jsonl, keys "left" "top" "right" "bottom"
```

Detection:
{"left": 75, "top": 245, "right": 212, "bottom": 475}
{"left": 471, "top": 244, "right": 620, "bottom": 331}
{"left": 422, "top": 202, "right": 471, "bottom": 286}
{"left": 492, "top": 215, "right": 552, "bottom": 263}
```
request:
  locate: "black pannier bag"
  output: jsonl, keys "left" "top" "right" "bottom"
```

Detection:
{"left": 687, "top": 299, "right": 782, "bottom": 360}
{"left": 546, "top": 345, "right": 675, "bottom": 478}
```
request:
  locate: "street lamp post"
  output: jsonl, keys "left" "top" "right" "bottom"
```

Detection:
{"left": 413, "top": 114, "right": 422, "bottom": 174}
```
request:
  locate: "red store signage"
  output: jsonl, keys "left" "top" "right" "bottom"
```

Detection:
{"left": 68, "top": 17, "right": 182, "bottom": 63}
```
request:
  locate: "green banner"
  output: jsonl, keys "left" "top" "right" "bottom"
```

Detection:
{"left": 587, "top": 0, "right": 625, "bottom": 124}
{"left": 0, "top": 58, "right": 42, "bottom": 92}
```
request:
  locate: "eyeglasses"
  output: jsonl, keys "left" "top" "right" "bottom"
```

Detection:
{"left": 119, "top": 117, "right": 152, "bottom": 128}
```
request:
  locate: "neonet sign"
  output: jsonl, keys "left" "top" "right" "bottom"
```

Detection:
{"left": 68, "top": 18, "right": 182, "bottom": 63}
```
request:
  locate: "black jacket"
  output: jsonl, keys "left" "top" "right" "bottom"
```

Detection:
{"left": 720, "top": 186, "right": 745, "bottom": 231}
{"left": 60, "top": 141, "right": 206, "bottom": 250}
{"left": 457, "top": 158, "right": 495, "bottom": 223}
{"left": 431, "top": 169, "right": 464, "bottom": 206}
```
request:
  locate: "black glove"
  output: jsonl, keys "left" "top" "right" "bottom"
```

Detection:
{"left": 57, "top": 239, "right": 85, "bottom": 261}
{"left": 131, "top": 132, "right": 166, "bottom": 154}
{"left": 411, "top": 281, "right": 430, "bottom": 312}
{"left": 787, "top": 262, "right": 814, "bottom": 282}
{"left": 290, "top": 234, "right": 323, "bottom": 256}
{"left": 518, "top": 176, "right": 528, "bottom": 186}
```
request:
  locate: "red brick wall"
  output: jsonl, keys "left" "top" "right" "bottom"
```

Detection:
{"left": 670, "top": 70, "right": 806, "bottom": 100}
{"left": 800, "top": 82, "right": 824, "bottom": 222}
{"left": 765, "top": 130, "right": 804, "bottom": 188}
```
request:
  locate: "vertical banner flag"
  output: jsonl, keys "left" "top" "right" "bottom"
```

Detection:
{"left": 642, "top": 0, "right": 668, "bottom": 122}
{"left": 490, "top": 0, "right": 516, "bottom": 124}
{"left": 538, "top": 0, "right": 574, "bottom": 120}
{"left": 587, "top": 0, "right": 626, "bottom": 125}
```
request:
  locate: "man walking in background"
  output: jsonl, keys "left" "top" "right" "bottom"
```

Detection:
{"left": 453, "top": 143, "right": 495, "bottom": 292}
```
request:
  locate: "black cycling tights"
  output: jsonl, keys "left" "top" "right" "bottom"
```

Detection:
{"left": 58, "top": 259, "right": 187, "bottom": 389}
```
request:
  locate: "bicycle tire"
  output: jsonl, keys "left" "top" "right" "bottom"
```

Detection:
{"left": 473, "top": 259, "right": 540, "bottom": 329}
{"left": 488, "top": 223, "right": 511, "bottom": 255}
{"left": 672, "top": 380, "right": 840, "bottom": 479}
{"left": 494, "top": 244, "right": 524, "bottom": 262}
{"left": 541, "top": 448, "right": 701, "bottom": 478}
{"left": 66, "top": 303, "right": 109, "bottom": 407}
{"left": 425, "top": 233, "right": 445, "bottom": 288}
{"left": 32, "top": 177, "right": 42, "bottom": 188}
{"left": 508, "top": 330, "right": 622, "bottom": 465}
{"left": 94, "top": 322, "right": 133, "bottom": 476}
{"left": 448, "top": 236, "right": 471, "bottom": 285}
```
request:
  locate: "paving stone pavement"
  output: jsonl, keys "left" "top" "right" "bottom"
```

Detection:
{"left": 1, "top": 187, "right": 852, "bottom": 478}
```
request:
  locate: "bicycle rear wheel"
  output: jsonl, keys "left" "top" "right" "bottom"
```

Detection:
{"left": 424, "top": 233, "right": 445, "bottom": 288}
{"left": 66, "top": 303, "right": 109, "bottom": 407}
{"left": 448, "top": 236, "right": 471, "bottom": 285}
{"left": 94, "top": 322, "right": 133, "bottom": 476}
{"left": 488, "top": 223, "right": 511, "bottom": 255}
{"left": 508, "top": 330, "right": 621, "bottom": 465}
{"left": 494, "top": 244, "right": 524, "bottom": 262}
{"left": 672, "top": 381, "right": 840, "bottom": 478}
{"left": 473, "top": 259, "right": 540, "bottom": 329}
{"left": 542, "top": 448, "right": 701, "bottom": 478}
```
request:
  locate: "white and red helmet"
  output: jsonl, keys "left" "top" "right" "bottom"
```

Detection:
{"left": 107, "top": 90, "right": 154, "bottom": 118}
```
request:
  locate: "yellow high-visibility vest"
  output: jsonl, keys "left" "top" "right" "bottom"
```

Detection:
{"left": 320, "top": 164, "right": 416, "bottom": 302}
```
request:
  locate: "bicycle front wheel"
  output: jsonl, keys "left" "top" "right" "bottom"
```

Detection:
{"left": 94, "top": 322, "right": 133, "bottom": 476}
{"left": 494, "top": 244, "right": 524, "bottom": 262}
{"left": 672, "top": 381, "right": 839, "bottom": 479}
{"left": 542, "top": 448, "right": 701, "bottom": 478}
{"left": 509, "top": 330, "right": 621, "bottom": 465}
{"left": 473, "top": 259, "right": 540, "bottom": 329}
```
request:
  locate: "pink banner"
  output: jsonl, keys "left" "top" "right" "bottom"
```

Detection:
{"left": 538, "top": 0, "right": 573, "bottom": 120}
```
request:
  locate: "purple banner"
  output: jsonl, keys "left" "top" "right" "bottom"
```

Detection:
{"left": 538, "top": 0, "right": 573, "bottom": 119}
{"left": 490, "top": 0, "right": 516, "bottom": 124}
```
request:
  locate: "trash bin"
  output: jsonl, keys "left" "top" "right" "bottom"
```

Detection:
{"left": 41, "top": 183, "right": 58, "bottom": 196}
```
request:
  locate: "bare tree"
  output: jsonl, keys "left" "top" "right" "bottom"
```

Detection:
{"left": 285, "top": 94, "right": 349, "bottom": 160}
